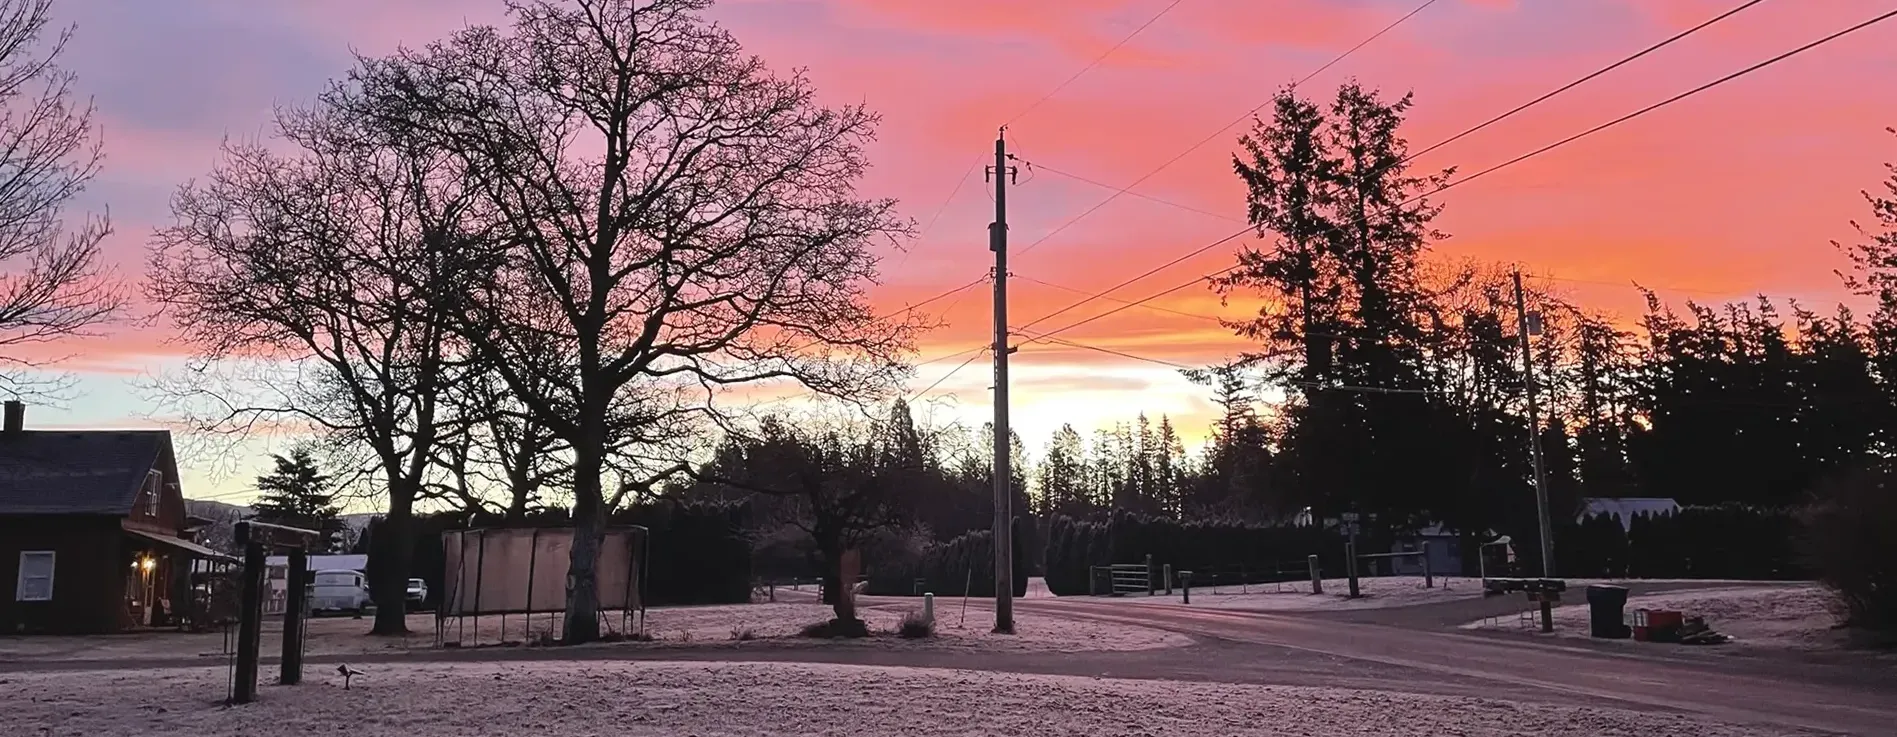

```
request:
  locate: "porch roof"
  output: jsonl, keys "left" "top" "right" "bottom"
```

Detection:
{"left": 126, "top": 526, "right": 237, "bottom": 562}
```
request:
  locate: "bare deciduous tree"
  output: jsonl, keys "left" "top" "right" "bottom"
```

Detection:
{"left": 345, "top": 0, "right": 917, "bottom": 642}
{"left": 428, "top": 362, "right": 570, "bottom": 521}
{"left": 147, "top": 95, "right": 482, "bottom": 635}
{"left": 0, "top": 0, "right": 122, "bottom": 396}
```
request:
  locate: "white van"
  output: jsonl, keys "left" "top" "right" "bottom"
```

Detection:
{"left": 308, "top": 569, "right": 375, "bottom": 616}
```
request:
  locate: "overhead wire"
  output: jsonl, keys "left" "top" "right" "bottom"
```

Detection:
{"left": 909, "top": 347, "right": 990, "bottom": 401}
{"left": 1005, "top": 0, "right": 1190, "bottom": 128}
{"left": 1402, "top": 0, "right": 1772, "bottom": 165}
{"left": 1013, "top": 0, "right": 1446, "bottom": 258}
{"left": 882, "top": 0, "right": 1188, "bottom": 375}
{"left": 1015, "top": 331, "right": 1439, "bottom": 395}
{"left": 1011, "top": 328, "right": 1194, "bottom": 370}
{"left": 1013, "top": 4, "right": 1896, "bottom": 346}
{"left": 1395, "top": 5, "right": 1897, "bottom": 208}
{"left": 1030, "top": 161, "right": 1243, "bottom": 224}
{"left": 1014, "top": 274, "right": 1225, "bottom": 323}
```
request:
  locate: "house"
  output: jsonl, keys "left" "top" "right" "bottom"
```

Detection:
{"left": 1386, "top": 524, "right": 1464, "bottom": 577}
{"left": 0, "top": 401, "right": 234, "bottom": 634}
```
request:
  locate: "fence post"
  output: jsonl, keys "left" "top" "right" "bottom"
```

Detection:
{"left": 279, "top": 548, "right": 307, "bottom": 685}
{"left": 1181, "top": 572, "right": 1191, "bottom": 605}
{"left": 1422, "top": 541, "right": 1433, "bottom": 589}
{"left": 1162, "top": 564, "right": 1173, "bottom": 595}
{"left": 1145, "top": 555, "right": 1155, "bottom": 595}
{"left": 1346, "top": 540, "right": 1360, "bottom": 598}
{"left": 232, "top": 539, "right": 264, "bottom": 704}
{"left": 1308, "top": 555, "right": 1323, "bottom": 595}
{"left": 923, "top": 593, "right": 935, "bottom": 625}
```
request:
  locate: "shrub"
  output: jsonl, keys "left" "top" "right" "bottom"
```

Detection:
{"left": 730, "top": 627, "right": 758, "bottom": 641}
{"left": 897, "top": 610, "right": 934, "bottom": 639}
{"left": 1799, "top": 465, "right": 1897, "bottom": 633}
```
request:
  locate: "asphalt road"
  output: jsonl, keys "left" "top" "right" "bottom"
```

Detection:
{"left": 998, "top": 593, "right": 1897, "bottom": 736}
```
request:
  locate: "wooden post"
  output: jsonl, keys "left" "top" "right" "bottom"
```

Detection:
{"left": 1145, "top": 554, "right": 1155, "bottom": 595}
{"left": 1422, "top": 541, "right": 1433, "bottom": 589}
{"left": 232, "top": 541, "right": 265, "bottom": 704}
{"left": 1346, "top": 540, "right": 1360, "bottom": 598}
{"left": 280, "top": 548, "right": 308, "bottom": 685}
{"left": 1308, "top": 554, "right": 1323, "bottom": 595}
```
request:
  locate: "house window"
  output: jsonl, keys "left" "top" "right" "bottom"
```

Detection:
{"left": 15, "top": 551, "right": 53, "bottom": 601}
{"left": 144, "top": 469, "right": 163, "bottom": 517}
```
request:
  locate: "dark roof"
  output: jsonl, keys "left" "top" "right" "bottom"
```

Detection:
{"left": 0, "top": 430, "right": 169, "bottom": 515}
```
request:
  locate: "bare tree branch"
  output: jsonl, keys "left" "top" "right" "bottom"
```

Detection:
{"left": 0, "top": 0, "right": 124, "bottom": 399}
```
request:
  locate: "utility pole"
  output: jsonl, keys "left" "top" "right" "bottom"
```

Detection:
{"left": 1512, "top": 270, "right": 1555, "bottom": 580}
{"left": 986, "top": 128, "right": 1017, "bottom": 634}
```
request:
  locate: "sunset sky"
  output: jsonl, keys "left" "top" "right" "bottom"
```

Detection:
{"left": 26, "top": 0, "right": 1897, "bottom": 503}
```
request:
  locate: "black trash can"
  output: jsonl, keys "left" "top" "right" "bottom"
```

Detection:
{"left": 1585, "top": 584, "right": 1630, "bottom": 639}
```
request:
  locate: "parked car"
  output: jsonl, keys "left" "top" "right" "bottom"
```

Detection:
{"left": 307, "top": 569, "right": 374, "bottom": 617}
{"left": 406, "top": 578, "right": 429, "bottom": 609}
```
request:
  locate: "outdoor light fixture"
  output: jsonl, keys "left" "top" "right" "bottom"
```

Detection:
{"left": 139, "top": 557, "right": 155, "bottom": 571}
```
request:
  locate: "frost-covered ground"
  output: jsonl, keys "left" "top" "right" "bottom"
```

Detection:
{"left": 1460, "top": 584, "right": 1846, "bottom": 649}
{"left": 642, "top": 601, "right": 1189, "bottom": 652}
{"left": 1083, "top": 575, "right": 1489, "bottom": 611}
{"left": 1, "top": 661, "right": 1814, "bottom": 737}
{"left": 0, "top": 600, "right": 1185, "bottom": 665}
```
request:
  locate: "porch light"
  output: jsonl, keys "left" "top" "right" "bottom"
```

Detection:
{"left": 139, "top": 557, "right": 155, "bottom": 571}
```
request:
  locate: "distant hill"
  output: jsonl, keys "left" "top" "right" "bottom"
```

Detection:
{"left": 183, "top": 500, "right": 380, "bottom": 555}
{"left": 184, "top": 499, "right": 250, "bottom": 554}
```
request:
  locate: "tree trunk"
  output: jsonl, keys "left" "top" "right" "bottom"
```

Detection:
{"left": 368, "top": 490, "right": 414, "bottom": 635}
{"left": 563, "top": 448, "right": 606, "bottom": 644}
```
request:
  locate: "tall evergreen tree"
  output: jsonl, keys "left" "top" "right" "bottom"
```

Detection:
{"left": 251, "top": 448, "right": 345, "bottom": 552}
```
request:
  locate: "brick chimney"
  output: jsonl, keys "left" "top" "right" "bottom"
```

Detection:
{"left": 3, "top": 400, "right": 22, "bottom": 437}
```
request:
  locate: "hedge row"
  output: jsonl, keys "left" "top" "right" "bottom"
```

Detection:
{"left": 1042, "top": 511, "right": 1347, "bottom": 596}
{"left": 864, "top": 518, "right": 1030, "bottom": 598}
{"left": 1557, "top": 504, "right": 1803, "bottom": 580}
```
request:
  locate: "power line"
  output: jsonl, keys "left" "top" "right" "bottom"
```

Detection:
{"left": 1403, "top": 0, "right": 1771, "bottom": 165}
{"left": 1013, "top": 330, "right": 1437, "bottom": 396}
{"left": 1014, "top": 274, "right": 1225, "bottom": 323}
{"left": 917, "top": 161, "right": 980, "bottom": 238}
{"left": 909, "top": 347, "right": 990, "bottom": 401}
{"left": 1017, "top": 230, "right": 1249, "bottom": 332}
{"left": 1293, "top": 0, "right": 1445, "bottom": 88}
{"left": 1029, "top": 265, "right": 1241, "bottom": 343}
{"left": 915, "top": 344, "right": 987, "bottom": 368}
{"left": 1013, "top": 8, "right": 1897, "bottom": 339}
{"left": 1030, "top": 162, "right": 1242, "bottom": 223}
{"left": 903, "top": 2, "right": 1191, "bottom": 331}
{"left": 1006, "top": 0, "right": 1189, "bottom": 128}
{"left": 1399, "top": 6, "right": 1897, "bottom": 208}
{"left": 1014, "top": 0, "right": 1445, "bottom": 258}
{"left": 886, "top": 275, "right": 988, "bottom": 319}
{"left": 1012, "top": 328, "right": 1194, "bottom": 370}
